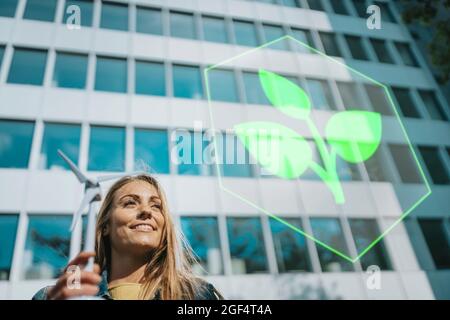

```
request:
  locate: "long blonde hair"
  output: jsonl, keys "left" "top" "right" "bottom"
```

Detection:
{"left": 95, "top": 174, "right": 201, "bottom": 300}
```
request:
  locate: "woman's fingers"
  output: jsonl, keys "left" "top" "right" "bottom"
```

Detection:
{"left": 52, "top": 284, "right": 100, "bottom": 300}
{"left": 64, "top": 252, "right": 96, "bottom": 272}
{"left": 48, "top": 270, "right": 101, "bottom": 299}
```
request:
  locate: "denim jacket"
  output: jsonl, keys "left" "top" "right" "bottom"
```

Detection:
{"left": 32, "top": 270, "right": 223, "bottom": 300}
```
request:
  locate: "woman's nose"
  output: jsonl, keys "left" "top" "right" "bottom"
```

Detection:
{"left": 136, "top": 208, "right": 152, "bottom": 220}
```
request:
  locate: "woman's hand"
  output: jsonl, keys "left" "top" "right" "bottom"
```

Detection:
{"left": 47, "top": 252, "right": 102, "bottom": 300}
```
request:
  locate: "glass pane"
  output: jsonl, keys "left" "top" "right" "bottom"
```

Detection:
{"left": 88, "top": 126, "right": 125, "bottom": 172}
{"left": 0, "top": 46, "right": 4, "bottom": 67}
{"left": 0, "top": 0, "right": 18, "bottom": 17}
{"left": 243, "top": 72, "right": 271, "bottom": 105}
{"left": 7, "top": 48, "right": 47, "bottom": 85}
{"left": 95, "top": 56, "right": 127, "bottom": 93}
{"left": 418, "top": 219, "right": 450, "bottom": 269}
{"left": 418, "top": 90, "right": 448, "bottom": 121}
{"left": 319, "top": 32, "right": 342, "bottom": 57}
{"left": 290, "top": 28, "right": 315, "bottom": 53}
{"left": 22, "top": 215, "right": 71, "bottom": 279}
{"left": 23, "top": 0, "right": 57, "bottom": 22}
{"left": 391, "top": 87, "right": 421, "bottom": 118}
{"left": 172, "top": 64, "right": 203, "bottom": 99}
{"left": 364, "top": 147, "right": 393, "bottom": 182}
{"left": 39, "top": 123, "right": 81, "bottom": 170}
{"left": 135, "top": 61, "right": 165, "bottom": 96}
{"left": 181, "top": 217, "right": 223, "bottom": 275}
{"left": 217, "top": 133, "right": 253, "bottom": 178}
{"left": 52, "top": 52, "right": 88, "bottom": 89}
{"left": 353, "top": 0, "right": 367, "bottom": 18}
{"left": 208, "top": 69, "right": 239, "bottom": 103}
{"left": 203, "top": 16, "right": 228, "bottom": 44}
{"left": 100, "top": 1, "right": 128, "bottom": 31}
{"left": 345, "top": 35, "right": 368, "bottom": 60}
{"left": 307, "top": 0, "right": 324, "bottom": 11}
{"left": 364, "top": 84, "right": 393, "bottom": 116}
{"left": 349, "top": 218, "right": 392, "bottom": 270}
{"left": 374, "top": 1, "right": 396, "bottom": 23}
{"left": 370, "top": 39, "right": 394, "bottom": 64}
{"left": 281, "top": 0, "right": 301, "bottom": 8}
{"left": 263, "top": 24, "right": 288, "bottom": 50}
{"left": 395, "top": 42, "right": 418, "bottom": 67}
{"left": 170, "top": 12, "right": 196, "bottom": 40}
{"left": 418, "top": 146, "right": 450, "bottom": 185}
{"left": 336, "top": 82, "right": 367, "bottom": 110}
{"left": 0, "top": 215, "right": 19, "bottom": 280}
{"left": 330, "top": 0, "right": 349, "bottom": 15}
{"left": 388, "top": 144, "right": 422, "bottom": 184}
{"left": 175, "top": 130, "right": 211, "bottom": 176}
{"left": 305, "top": 79, "right": 336, "bottom": 110}
{"left": 0, "top": 120, "right": 34, "bottom": 168}
{"left": 134, "top": 128, "right": 169, "bottom": 174}
{"left": 136, "top": 7, "right": 162, "bottom": 35}
{"left": 270, "top": 217, "right": 312, "bottom": 272}
{"left": 64, "top": 0, "right": 93, "bottom": 27}
{"left": 310, "top": 218, "right": 354, "bottom": 272}
{"left": 227, "top": 217, "right": 269, "bottom": 274}
{"left": 233, "top": 20, "right": 259, "bottom": 47}
{"left": 335, "top": 152, "right": 362, "bottom": 181}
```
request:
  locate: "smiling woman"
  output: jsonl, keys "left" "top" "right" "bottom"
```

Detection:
{"left": 32, "top": 174, "right": 223, "bottom": 300}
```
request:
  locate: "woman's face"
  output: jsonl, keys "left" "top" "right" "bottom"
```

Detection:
{"left": 108, "top": 180, "right": 165, "bottom": 257}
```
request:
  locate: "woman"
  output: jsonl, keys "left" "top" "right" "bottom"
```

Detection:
{"left": 33, "top": 174, "right": 223, "bottom": 300}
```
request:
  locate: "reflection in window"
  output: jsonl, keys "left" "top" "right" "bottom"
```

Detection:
{"left": 135, "top": 61, "right": 165, "bottom": 96}
{"left": 270, "top": 217, "right": 312, "bottom": 272}
{"left": 262, "top": 24, "right": 288, "bottom": 50}
{"left": 202, "top": 16, "right": 229, "bottom": 44}
{"left": 0, "top": 0, "right": 18, "bottom": 17}
{"left": 53, "top": 52, "right": 88, "bottom": 89}
{"left": 370, "top": 39, "right": 394, "bottom": 64}
{"left": 335, "top": 153, "right": 362, "bottom": 181}
{"left": 364, "top": 148, "right": 393, "bottom": 182}
{"left": 0, "top": 119, "right": 34, "bottom": 168}
{"left": 306, "top": 0, "right": 324, "bottom": 11}
{"left": 95, "top": 56, "right": 127, "bottom": 93}
{"left": 319, "top": 32, "right": 342, "bottom": 57}
{"left": 388, "top": 144, "right": 422, "bottom": 184}
{"left": 243, "top": 72, "right": 271, "bottom": 105}
{"left": 0, "top": 215, "right": 18, "bottom": 280}
{"left": 181, "top": 217, "right": 223, "bottom": 275}
{"left": 88, "top": 126, "right": 125, "bottom": 172}
{"left": 391, "top": 87, "right": 421, "bottom": 118}
{"left": 305, "top": 79, "right": 336, "bottom": 110}
{"left": 281, "top": 0, "right": 301, "bottom": 8}
{"left": 175, "top": 130, "right": 211, "bottom": 176}
{"left": 374, "top": 1, "right": 396, "bottom": 23}
{"left": 418, "top": 90, "right": 448, "bottom": 121}
{"left": 227, "top": 217, "right": 269, "bottom": 274}
{"left": 134, "top": 128, "right": 169, "bottom": 174}
{"left": 172, "top": 64, "right": 203, "bottom": 99}
{"left": 23, "top": 0, "right": 57, "bottom": 22}
{"left": 310, "top": 218, "right": 354, "bottom": 272}
{"left": 418, "top": 219, "right": 450, "bottom": 269}
{"left": 208, "top": 69, "right": 239, "bottom": 103}
{"left": 136, "top": 7, "right": 162, "bottom": 35}
{"left": 352, "top": 0, "right": 367, "bottom": 18}
{"left": 100, "top": 1, "right": 128, "bottom": 31}
{"left": 336, "top": 82, "right": 367, "bottom": 110}
{"left": 345, "top": 35, "right": 368, "bottom": 61}
{"left": 64, "top": 0, "right": 93, "bottom": 27}
{"left": 22, "top": 215, "right": 71, "bottom": 279}
{"left": 364, "top": 84, "right": 393, "bottom": 116}
{"left": 7, "top": 48, "right": 47, "bottom": 85}
{"left": 39, "top": 123, "right": 81, "bottom": 170}
{"left": 217, "top": 133, "right": 253, "bottom": 178}
{"left": 233, "top": 20, "right": 259, "bottom": 47}
{"left": 170, "top": 12, "right": 196, "bottom": 40}
{"left": 349, "top": 218, "right": 392, "bottom": 270}
{"left": 418, "top": 146, "right": 450, "bottom": 185}
{"left": 290, "top": 28, "right": 315, "bottom": 54}
{"left": 329, "top": 0, "right": 349, "bottom": 15}
{"left": 394, "top": 42, "right": 418, "bottom": 67}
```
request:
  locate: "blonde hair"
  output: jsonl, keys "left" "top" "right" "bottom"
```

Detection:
{"left": 95, "top": 174, "right": 201, "bottom": 300}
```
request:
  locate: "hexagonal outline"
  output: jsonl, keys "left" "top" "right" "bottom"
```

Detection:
{"left": 204, "top": 35, "right": 432, "bottom": 263}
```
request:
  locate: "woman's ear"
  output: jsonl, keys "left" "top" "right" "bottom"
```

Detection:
{"left": 103, "top": 225, "right": 110, "bottom": 236}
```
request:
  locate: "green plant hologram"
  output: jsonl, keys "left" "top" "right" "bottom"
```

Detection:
{"left": 234, "top": 69, "right": 382, "bottom": 204}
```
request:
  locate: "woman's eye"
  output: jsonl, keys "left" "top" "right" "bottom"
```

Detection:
{"left": 151, "top": 204, "right": 161, "bottom": 210}
{"left": 124, "top": 201, "right": 136, "bottom": 207}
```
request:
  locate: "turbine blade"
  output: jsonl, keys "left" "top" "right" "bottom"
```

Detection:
{"left": 70, "top": 188, "right": 99, "bottom": 231}
{"left": 57, "top": 149, "right": 88, "bottom": 183}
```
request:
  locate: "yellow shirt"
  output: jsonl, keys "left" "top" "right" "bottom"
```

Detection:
{"left": 108, "top": 283, "right": 142, "bottom": 300}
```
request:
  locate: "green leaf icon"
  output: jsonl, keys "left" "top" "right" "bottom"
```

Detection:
{"left": 325, "top": 111, "right": 382, "bottom": 163}
{"left": 234, "top": 121, "right": 312, "bottom": 179}
{"left": 259, "top": 69, "right": 311, "bottom": 119}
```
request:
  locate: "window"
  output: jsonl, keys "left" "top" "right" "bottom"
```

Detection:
{"left": 364, "top": 84, "right": 393, "bottom": 116}
{"left": 175, "top": 130, "right": 212, "bottom": 176}
{"left": 0, "top": 46, "right": 5, "bottom": 69}
{"left": 349, "top": 219, "right": 392, "bottom": 270}
{"left": 391, "top": 87, "right": 421, "bottom": 118}
{"left": 95, "top": 56, "right": 127, "bottom": 93}
{"left": 335, "top": 151, "right": 362, "bottom": 181}
{"left": 88, "top": 126, "right": 125, "bottom": 172}
{"left": 290, "top": 28, "right": 315, "bottom": 54}
{"left": 207, "top": 69, "right": 239, "bottom": 103}
{"left": 39, "top": 123, "right": 81, "bottom": 170}
{"left": 22, "top": 215, "right": 71, "bottom": 279}
{"left": 394, "top": 42, "right": 418, "bottom": 67}
{"left": 374, "top": 1, "right": 396, "bottom": 23}
{"left": 170, "top": 12, "right": 196, "bottom": 40}
{"left": 7, "top": 48, "right": 47, "bottom": 85}
{"left": 23, "top": 0, "right": 57, "bottom": 22}
{"left": 418, "top": 219, "right": 450, "bottom": 269}
{"left": 0, "top": 0, "right": 18, "bottom": 17}
{"left": 281, "top": 0, "right": 301, "bottom": 8}
{"left": 329, "top": 0, "right": 349, "bottom": 15}
{"left": 100, "top": 1, "right": 128, "bottom": 31}
{"left": 233, "top": 20, "right": 259, "bottom": 47}
{"left": 243, "top": 71, "right": 271, "bottom": 105}
{"left": 64, "top": 0, "right": 93, "bottom": 27}
{"left": 388, "top": 144, "right": 423, "bottom": 184}
{"left": 135, "top": 61, "right": 165, "bottom": 96}
{"left": 134, "top": 128, "right": 169, "bottom": 174}
{"left": 305, "top": 79, "right": 337, "bottom": 110}
{"left": 310, "top": 218, "right": 354, "bottom": 272}
{"left": 0, "top": 120, "right": 34, "bottom": 168}
{"left": 352, "top": 0, "right": 367, "bottom": 18}
{"left": 136, "top": 7, "right": 162, "bottom": 35}
{"left": 0, "top": 215, "right": 18, "bottom": 280}
{"left": 306, "top": 0, "right": 324, "bottom": 11}
{"left": 336, "top": 82, "right": 368, "bottom": 110}
{"left": 319, "top": 32, "right": 342, "bottom": 57}
{"left": 181, "top": 217, "right": 223, "bottom": 275}
{"left": 262, "top": 24, "right": 288, "bottom": 50}
{"left": 418, "top": 90, "right": 448, "bottom": 121}
{"left": 418, "top": 146, "right": 449, "bottom": 185}
{"left": 345, "top": 35, "right": 369, "bottom": 61}
{"left": 172, "top": 64, "right": 203, "bottom": 99}
{"left": 202, "top": 16, "right": 229, "bottom": 44}
{"left": 270, "top": 217, "right": 312, "bottom": 272}
{"left": 52, "top": 52, "right": 88, "bottom": 89}
{"left": 363, "top": 148, "right": 393, "bottom": 182}
{"left": 227, "top": 217, "right": 269, "bottom": 274}
{"left": 217, "top": 133, "right": 253, "bottom": 178}
{"left": 370, "top": 39, "right": 394, "bottom": 64}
